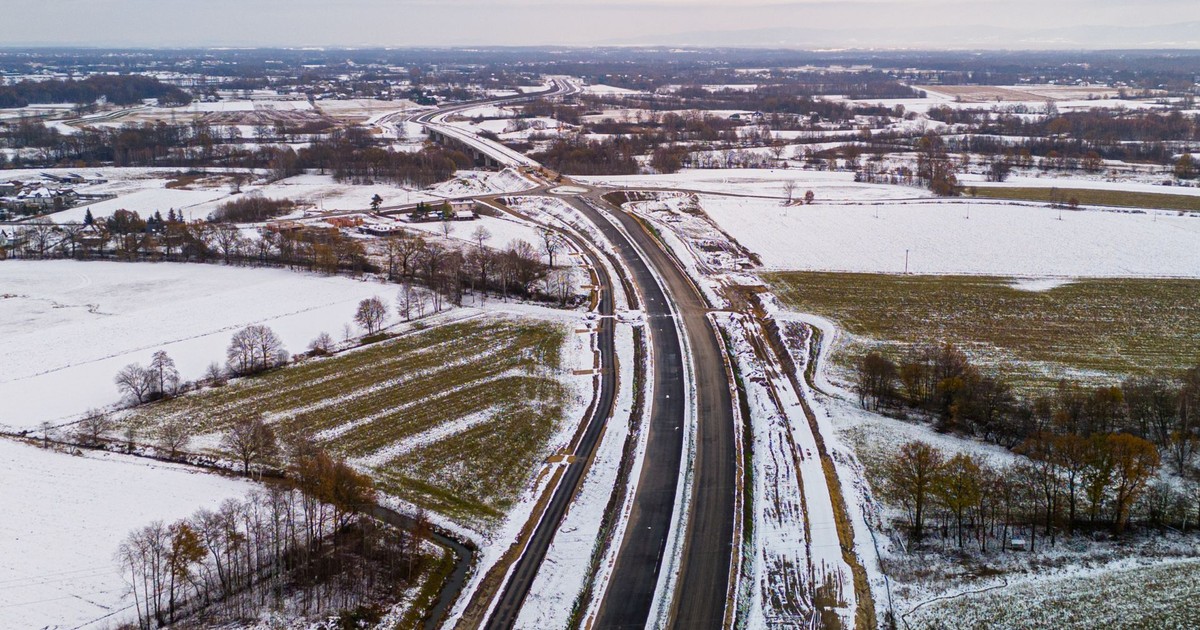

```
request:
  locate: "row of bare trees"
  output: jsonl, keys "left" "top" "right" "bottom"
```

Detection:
{"left": 117, "top": 445, "right": 429, "bottom": 628}
{"left": 378, "top": 230, "right": 555, "bottom": 304}
{"left": 884, "top": 432, "right": 1173, "bottom": 552}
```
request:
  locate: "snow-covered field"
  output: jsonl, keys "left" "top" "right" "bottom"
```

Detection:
{"left": 246, "top": 172, "right": 442, "bottom": 211}
{"left": 400, "top": 212, "right": 543, "bottom": 249}
{"left": 0, "top": 260, "right": 392, "bottom": 430}
{"left": 54, "top": 187, "right": 230, "bottom": 223}
{"left": 696, "top": 194, "right": 1200, "bottom": 277}
{"left": 578, "top": 169, "right": 933, "bottom": 201}
{"left": 0, "top": 439, "right": 251, "bottom": 630}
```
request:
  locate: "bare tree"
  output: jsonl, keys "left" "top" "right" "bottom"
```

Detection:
{"left": 222, "top": 416, "right": 278, "bottom": 475}
{"left": 396, "top": 283, "right": 420, "bottom": 321}
{"left": 544, "top": 268, "right": 577, "bottom": 306}
{"left": 203, "top": 362, "right": 227, "bottom": 386}
{"left": 770, "top": 142, "right": 786, "bottom": 163}
{"left": 395, "top": 235, "right": 425, "bottom": 279}
{"left": 157, "top": 420, "right": 191, "bottom": 459}
{"left": 471, "top": 225, "right": 492, "bottom": 250}
{"left": 782, "top": 180, "right": 797, "bottom": 204}
{"left": 149, "top": 350, "right": 180, "bottom": 398}
{"left": 74, "top": 408, "right": 112, "bottom": 446}
{"left": 226, "top": 325, "right": 288, "bottom": 375}
{"left": 539, "top": 228, "right": 562, "bottom": 267}
{"left": 211, "top": 224, "right": 244, "bottom": 263}
{"left": 307, "top": 331, "right": 335, "bottom": 356}
{"left": 115, "top": 363, "right": 155, "bottom": 404}
{"left": 354, "top": 296, "right": 388, "bottom": 335}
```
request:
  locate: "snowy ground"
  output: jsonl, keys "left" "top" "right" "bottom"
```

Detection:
{"left": 398, "top": 212, "right": 543, "bottom": 249}
{"left": 55, "top": 187, "right": 231, "bottom": 223}
{"left": 0, "top": 439, "right": 252, "bottom": 630}
{"left": 578, "top": 169, "right": 933, "bottom": 201}
{"left": 0, "top": 260, "right": 393, "bottom": 430}
{"left": 247, "top": 172, "right": 444, "bottom": 213}
{"left": 720, "top": 314, "right": 857, "bottom": 628}
{"left": 696, "top": 194, "right": 1200, "bottom": 277}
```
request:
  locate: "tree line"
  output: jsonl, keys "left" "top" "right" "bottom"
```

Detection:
{"left": 1, "top": 115, "right": 469, "bottom": 183}
{"left": 0, "top": 74, "right": 191, "bottom": 108}
{"left": 929, "top": 107, "right": 1199, "bottom": 167}
{"left": 857, "top": 342, "right": 1200, "bottom": 544}
{"left": 883, "top": 433, "right": 1169, "bottom": 554}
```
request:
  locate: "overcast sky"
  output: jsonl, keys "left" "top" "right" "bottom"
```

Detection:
{"left": 9, "top": 0, "right": 1200, "bottom": 48}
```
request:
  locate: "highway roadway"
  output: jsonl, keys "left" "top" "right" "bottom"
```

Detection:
{"left": 575, "top": 193, "right": 736, "bottom": 630}
{"left": 409, "top": 82, "right": 738, "bottom": 630}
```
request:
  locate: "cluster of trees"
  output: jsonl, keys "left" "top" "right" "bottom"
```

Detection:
{"left": 884, "top": 433, "right": 1172, "bottom": 553}
{"left": 914, "top": 133, "right": 960, "bottom": 196}
{"left": 579, "top": 81, "right": 907, "bottom": 121}
{"left": 114, "top": 351, "right": 182, "bottom": 404}
{"left": 1, "top": 113, "right": 467, "bottom": 182}
{"left": 300, "top": 129, "right": 472, "bottom": 188}
{"left": 929, "top": 107, "right": 1199, "bottom": 167}
{"left": 532, "top": 136, "right": 640, "bottom": 175}
{"left": 0, "top": 74, "right": 191, "bottom": 108}
{"left": 226, "top": 324, "right": 290, "bottom": 376}
{"left": 855, "top": 344, "right": 1200, "bottom": 468}
{"left": 0, "top": 117, "right": 308, "bottom": 171}
{"left": 1176, "top": 153, "right": 1196, "bottom": 180}
{"left": 209, "top": 196, "right": 296, "bottom": 223}
{"left": 859, "top": 344, "right": 1200, "bottom": 544}
{"left": 113, "top": 324, "right": 286, "bottom": 415}
{"left": 117, "top": 446, "right": 429, "bottom": 628}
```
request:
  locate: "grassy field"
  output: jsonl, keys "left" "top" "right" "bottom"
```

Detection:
{"left": 904, "top": 559, "right": 1200, "bottom": 629}
{"left": 969, "top": 186, "right": 1200, "bottom": 212}
{"left": 123, "top": 317, "right": 571, "bottom": 527}
{"left": 765, "top": 272, "right": 1200, "bottom": 392}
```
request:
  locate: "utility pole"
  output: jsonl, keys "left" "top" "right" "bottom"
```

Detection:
{"left": 905, "top": 249, "right": 910, "bottom": 274}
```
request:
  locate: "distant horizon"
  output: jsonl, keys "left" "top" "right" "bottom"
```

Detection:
{"left": 3, "top": 42, "right": 1200, "bottom": 53}
{"left": 4, "top": 1, "right": 1199, "bottom": 50}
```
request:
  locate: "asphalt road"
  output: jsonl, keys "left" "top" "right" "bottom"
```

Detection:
{"left": 573, "top": 194, "right": 736, "bottom": 630}
{"left": 483, "top": 203, "right": 619, "bottom": 629}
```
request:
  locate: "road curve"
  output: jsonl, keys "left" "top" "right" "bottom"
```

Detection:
{"left": 413, "top": 79, "right": 578, "bottom": 169}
